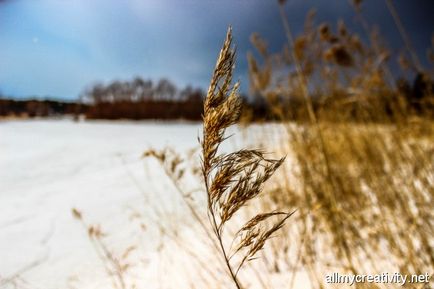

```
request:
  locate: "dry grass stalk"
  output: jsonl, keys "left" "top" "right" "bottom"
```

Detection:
{"left": 384, "top": 0, "right": 422, "bottom": 72}
{"left": 246, "top": 2, "right": 433, "bottom": 288}
{"left": 142, "top": 148, "right": 210, "bottom": 237}
{"left": 72, "top": 208, "right": 130, "bottom": 289}
{"left": 200, "top": 27, "right": 292, "bottom": 289}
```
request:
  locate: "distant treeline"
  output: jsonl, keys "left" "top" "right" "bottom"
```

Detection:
{"left": 0, "top": 98, "right": 88, "bottom": 118}
{"left": 0, "top": 74, "right": 432, "bottom": 121}
{"left": 82, "top": 78, "right": 204, "bottom": 120}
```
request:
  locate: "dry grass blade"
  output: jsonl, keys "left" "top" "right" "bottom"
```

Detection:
{"left": 201, "top": 27, "right": 291, "bottom": 289}
{"left": 71, "top": 208, "right": 128, "bottom": 289}
{"left": 237, "top": 211, "right": 293, "bottom": 234}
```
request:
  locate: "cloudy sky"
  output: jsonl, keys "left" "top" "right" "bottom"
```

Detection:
{"left": 0, "top": 0, "right": 433, "bottom": 100}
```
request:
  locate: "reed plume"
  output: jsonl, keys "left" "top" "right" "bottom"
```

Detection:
{"left": 200, "top": 27, "right": 292, "bottom": 289}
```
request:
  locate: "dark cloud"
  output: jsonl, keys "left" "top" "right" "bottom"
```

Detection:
{"left": 225, "top": 0, "right": 433, "bottom": 92}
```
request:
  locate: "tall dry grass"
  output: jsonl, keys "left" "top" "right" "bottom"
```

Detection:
{"left": 199, "top": 27, "right": 292, "bottom": 289}
{"left": 246, "top": 1, "right": 433, "bottom": 288}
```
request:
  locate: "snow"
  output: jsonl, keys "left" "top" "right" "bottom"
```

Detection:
{"left": 0, "top": 119, "right": 308, "bottom": 289}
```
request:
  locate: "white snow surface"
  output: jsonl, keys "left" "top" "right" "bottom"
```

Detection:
{"left": 0, "top": 119, "right": 309, "bottom": 289}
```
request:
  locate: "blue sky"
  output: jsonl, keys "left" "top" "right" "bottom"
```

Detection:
{"left": 0, "top": 0, "right": 433, "bottom": 100}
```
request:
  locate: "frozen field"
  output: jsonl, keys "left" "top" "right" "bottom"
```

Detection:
{"left": 0, "top": 119, "right": 306, "bottom": 289}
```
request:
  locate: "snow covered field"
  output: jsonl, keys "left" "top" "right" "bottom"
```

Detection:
{"left": 0, "top": 119, "right": 307, "bottom": 289}
{"left": 0, "top": 119, "right": 203, "bottom": 288}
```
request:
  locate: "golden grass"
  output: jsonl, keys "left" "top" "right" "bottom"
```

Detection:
{"left": 245, "top": 1, "right": 434, "bottom": 288}
{"left": 200, "top": 27, "right": 292, "bottom": 289}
